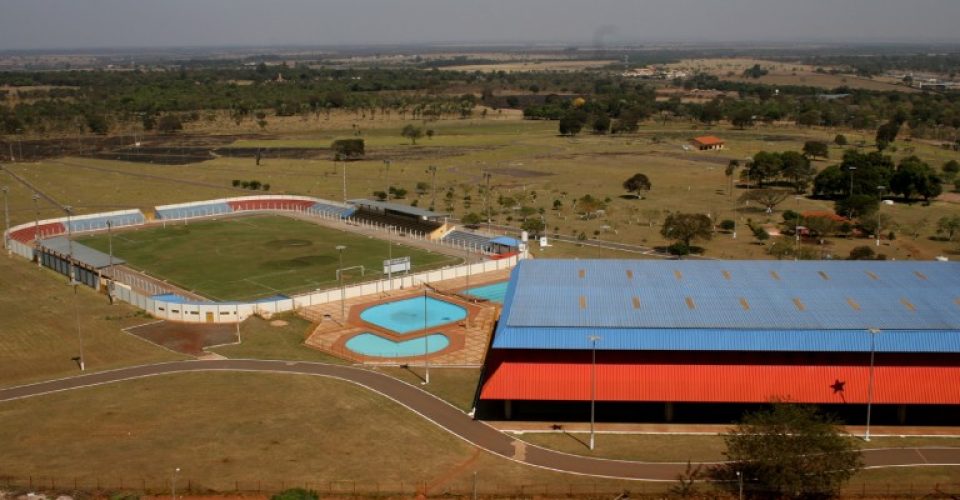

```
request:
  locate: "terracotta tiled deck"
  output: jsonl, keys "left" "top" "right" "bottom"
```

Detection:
{"left": 301, "top": 269, "right": 510, "bottom": 366}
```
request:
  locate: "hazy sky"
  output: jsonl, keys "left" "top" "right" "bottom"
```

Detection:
{"left": 2, "top": 0, "right": 959, "bottom": 50}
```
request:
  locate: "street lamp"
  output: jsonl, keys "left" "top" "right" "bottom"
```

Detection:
{"left": 588, "top": 334, "right": 601, "bottom": 450}
{"left": 336, "top": 245, "right": 346, "bottom": 320}
{"left": 876, "top": 186, "right": 885, "bottom": 247}
{"left": 171, "top": 467, "right": 180, "bottom": 500}
{"left": 865, "top": 327, "right": 880, "bottom": 441}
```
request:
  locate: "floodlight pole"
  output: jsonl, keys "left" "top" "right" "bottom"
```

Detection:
{"left": 588, "top": 334, "right": 601, "bottom": 450}
{"left": 336, "top": 245, "right": 347, "bottom": 320}
{"left": 171, "top": 467, "right": 180, "bottom": 500}
{"left": 736, "top": 470, "right": 743, "bottom": 500}
{"left": 794, "top": 195, "right": 801, "bottom": 260}
{"left": 865, "top": 327, "right": 879, "bottom": 441}
{"left": 387, "top": 225, "right": 393, "bottom": 292}
{"left": 2, "top": 186, "right": 9, "bottom": 256}
{"left": 848, "top": 166, "right": 857, "bottom": 196}
{"left": 32, "top": 193, "right": 40, "bottom": 266}
{"left": 65, "top": 206, "right": 85, "bottom": 372}
{"left": 107, "top": 220, "right": 113, "bottom": 272}
{"left": 422, "top": 287, "right": 430, "bottom": 385}
{"left": 383, "top": 159, "right": 391, "bottom": 199}
{"left": 483, "top": 170, "right": 492, "bottom": 230}
{"left": 876, "top": 186, "right": 885, "bottom": 246}
{"left": 340, "top": 156, "right": 347, "bottom": 203}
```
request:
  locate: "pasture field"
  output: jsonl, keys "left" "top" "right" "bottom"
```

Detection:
{"left": 78, "top": 215, "right": 461, "bottom": 301}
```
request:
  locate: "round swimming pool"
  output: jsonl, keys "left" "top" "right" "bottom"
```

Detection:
{"left": 359, "top": 296, "right": 467, "bottom": 334}
{"left": 345, "top": 333, "right": 450, "bottom": 358}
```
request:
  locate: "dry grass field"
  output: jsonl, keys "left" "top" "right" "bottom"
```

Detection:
{"left": 443, "top": 59, "right": 617, "bottom": 73}
{"left": 2, "top": 111, "right": 960, "bottom": 492}
{"left": 665, "top": 57, "right": 917, "bottom": 92}
{"left": 0, "top": 372, "right": 649, "bottom": 496}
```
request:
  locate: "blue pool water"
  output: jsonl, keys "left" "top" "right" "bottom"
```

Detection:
{"left": 346, "top": 333, "right": 450, "bottom": 358}
{"left": 464, "top": 282, "right": 509, "bottom": 303}
{"left": 360, "top": 296, "right": 467, "bottom": 334}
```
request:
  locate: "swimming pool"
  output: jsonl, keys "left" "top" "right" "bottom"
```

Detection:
{"left": 345, "top": 333, "right": 450, "bottom": 358}
{"left": 359, "top": 296, "right": 467, "bottom": 334}
{"left": 464, "top": 281, "right": 508, "bottom": 303}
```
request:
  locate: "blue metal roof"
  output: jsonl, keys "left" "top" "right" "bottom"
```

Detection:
{"left": 492, "top": 259, "right": 960, "bottom": 353}
{"left": 489, "top": 236, "right": 520, "bottom": 247}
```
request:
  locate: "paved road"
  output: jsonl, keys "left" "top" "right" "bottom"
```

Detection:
{"left": 2, "top": 359, "right": 958, "bottom": 481}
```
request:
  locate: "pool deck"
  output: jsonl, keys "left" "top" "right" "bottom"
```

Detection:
{"left": 301, "top": 268, "right": 510, "bottom": 366}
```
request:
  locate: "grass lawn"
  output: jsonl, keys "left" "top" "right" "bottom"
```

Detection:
{"left": 0, "top": 253, "right": 183, "bottom": 388}
{"left": 78, "top": 215, "right": 461, "bottom": 301}
{"left": 210, "top": 313, "right": 346, "bottom": 364}
{"left": 518, "top": 432, "right": 960, "bottom": 463}
{"left": 0, "top": 372, "right": 646, "bottom": 495}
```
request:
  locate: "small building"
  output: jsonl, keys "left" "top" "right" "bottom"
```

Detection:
{"left": 691, "top": 136, "right": 725, "bottom": 151}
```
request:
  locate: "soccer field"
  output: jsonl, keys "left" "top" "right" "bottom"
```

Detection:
{"left": 79, "top": 215, "right": 461, "bottom": 301}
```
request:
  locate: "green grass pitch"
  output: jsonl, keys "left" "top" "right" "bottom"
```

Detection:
{"left": 79, "top": 215, "right": 461, "bottom": 301}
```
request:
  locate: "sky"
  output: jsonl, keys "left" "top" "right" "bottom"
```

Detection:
{"left": 2, "top": 0, "right": 959, "bottom": 51}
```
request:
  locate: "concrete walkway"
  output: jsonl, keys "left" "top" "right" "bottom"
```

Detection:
{"left": 1, "top": 359, "right": 958, "bottom": 481}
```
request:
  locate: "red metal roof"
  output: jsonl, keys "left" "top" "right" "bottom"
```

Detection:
{"left": 480, "top": 361, "right": 960, "bottom": 404}
{"left": 692, "top": 135, "right": 724, "bottom": 146}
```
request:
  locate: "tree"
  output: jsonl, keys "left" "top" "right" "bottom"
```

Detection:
{"left": 461, "top": 212, "right": 482, "bottom": 227}
{"left": 708, "top": 403, "right": 863, "bottom": 499}
{"left": 836, "top": 195, "right": 878, "bottom": 220}
{"left": 731, "top": 108, "right": 754, "bottom": 130}
{"left": 725, "top": 160, "right": 740, "bottom": 195}
{"left": 746, "top": 151, "right": 783, "bottom": 188}
{"left": 331, "top": 139, "right": 365, "bottom": 160}
{"left": 401, "top": 124, "right": 424, "bottom": 144}
{"left": 660, "top": 213, "right": 713, "bottom": 248}
{"left": 804, "top": 215, "right": 838, "bottom": 241}
{"left": 834, "top": 134, "right": 848, "bottom": 146}
{"left": 780, "top": 151, "right": 815, "bottom": 193}
{"left": 739, "top": 189, "right": 791, "bottom": 213}
{"left": 943, "top": 160, "right": 960, "bottom": 179}
{"left": 890, "top": 156, "right": 942, "bottom": 202}
{"left": 85, "top": 114, "right": 109, "bottom": 135}
{"left": 521, "top": 217, "right": 546, "bottom": 235}
{"left": 936, "top": 215, "right": 960, "bottom": 241}
{"left": 559, "top": 109, "right": 587, "bottom": 136}
{"left": 802, "top": 140, "right": 829, "bottom": 160}
{"left": 622, "top": 173, "right": 652, "bottom": 198}
{"left": 875, "top": 120, "right": 901, "bottom": 151}
{"left": 848, "top": 245, "right": 877, "bottom": 260}
{"left": 157, "top": 114, "right": 183, "bottom": 134}
{"left": 591, "top": 114, "right": 611, "bottom": 134}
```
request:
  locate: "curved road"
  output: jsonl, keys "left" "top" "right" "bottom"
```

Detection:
{"left": 2, "top": 359, "right": 959, "bottom": 481}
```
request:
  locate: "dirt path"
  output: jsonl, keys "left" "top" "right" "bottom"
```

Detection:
{"left": 1, "top": 359, "right": 957, "bottom": 481}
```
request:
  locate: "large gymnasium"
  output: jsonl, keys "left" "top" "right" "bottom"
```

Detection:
{"left": 476, "top": 259, "right": 960, "bottom": 425}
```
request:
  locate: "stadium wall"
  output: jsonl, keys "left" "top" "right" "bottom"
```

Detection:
{"left": 3, "top": 195, "right": 518, "bottom": 323}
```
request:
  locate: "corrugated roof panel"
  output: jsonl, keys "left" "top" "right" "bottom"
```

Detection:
{"left": 501, "top": 259, "right": 960, "bottom": 332}
{"left": 480, "top": 361, "right": 960, "bottom": 404}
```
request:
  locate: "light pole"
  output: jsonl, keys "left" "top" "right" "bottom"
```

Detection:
{"left": 588, "top": 334, "right": 601, "bottom": 450}
{"left": 340, "top": 156, "right": 347, "bottom": 203}
{"left": 848, "top": 166, "right": 857, "bottom": 196}
{"left": 386, "top": 225, "right": 393, "bottom": 292}
{"left": 336, "top": 245, "right": 346, "bottom": 320}
{"left": 427, "top": 165, "right": 438, "bottom": 210}
{"left": 865, "top": 327, "right": 880, "bottom": 441}
{"left": 2, "top": 186, "right": 9, "bottom": 256}
{"left": 483, "top": 171, "right": 493, "bottom": 230}
{"left": 876, "top": 186, "right": 885, "bottom": 247}
{"left": 107, "top": 220, "right": 114, "bottom": 272}
{"left": 422, "top": 287, "right": 430, "bottom": 385}
{"left": 171, "top": 467, "right": 180, "bottom": 500}
{"left": 66, "top": 205, "right": 85, "bottom": 371}
{"left": 736, "top": 470, "right": 743, "bottom": 500}
{"left": 794, "top": 195, "right": 802, "bottom": 260}
{"left": 383, "top": 159, "right": 391, "bottom": 199}
{"left": 32, "top": 193, "right": 40, "bottom": 267}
